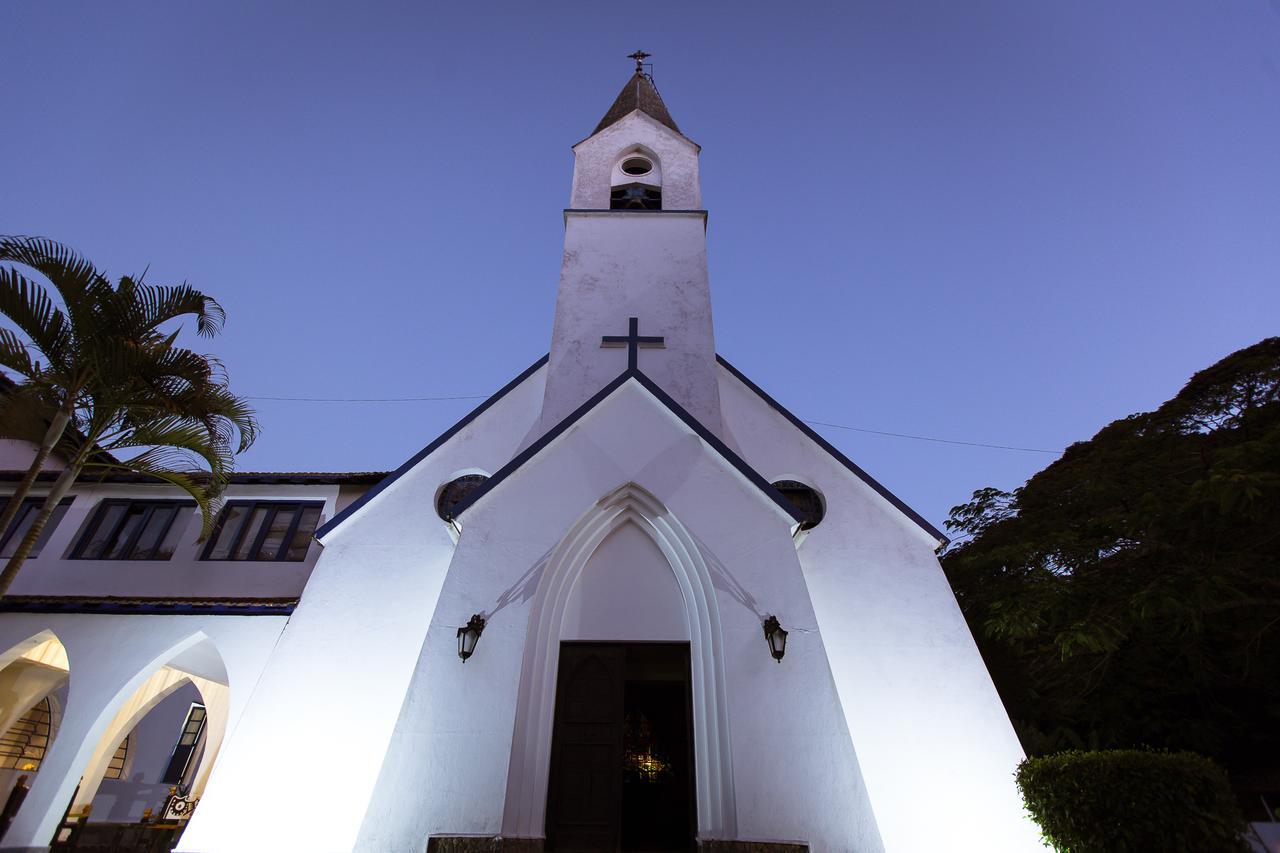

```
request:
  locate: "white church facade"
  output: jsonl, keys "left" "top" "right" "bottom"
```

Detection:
{"left": 0, "top": 66, "right": 1044, "bottom": 852}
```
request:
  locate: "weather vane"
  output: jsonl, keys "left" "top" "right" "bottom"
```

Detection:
{"left": 627, "top": 50, "right": 651, "bottom": 73}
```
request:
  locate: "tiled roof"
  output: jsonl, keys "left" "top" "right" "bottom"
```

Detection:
{"left": 594, "top": 71, "right": 682, "bottom": 137}
{"left": 0, "top": 471, "right": 389, "bottom": 485}
{"left": 0, "top": 596, "right": 299, "bottom": 615}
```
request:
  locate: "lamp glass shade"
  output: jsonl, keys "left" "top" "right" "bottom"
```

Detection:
{"left": 763, "top": 615, "right": 787, "bottom": 662}
{"left": 457, "top": 614, "right": 485, "bottom": 661}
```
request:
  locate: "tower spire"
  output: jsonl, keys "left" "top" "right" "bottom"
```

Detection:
{"left": 593, "top": 52, "right": 682, "bottom": 137}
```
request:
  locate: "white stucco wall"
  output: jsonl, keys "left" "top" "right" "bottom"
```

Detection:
{"left": 537, "top": 212, "right": 722, "bottom": 438}
{"left": 561, "top": 521, "right": 688, "bottom": 642}
{"left": 716, "top": 364, "right": 1046, "bottom": 852}
{"left": 350, "top": 380, "right": 882, "bottom": 853}
{"left": 177, "top": 366, "right": 548, "bottom": 853}
{"left": 569, "top": 111, "right": 701, "bottom": 211}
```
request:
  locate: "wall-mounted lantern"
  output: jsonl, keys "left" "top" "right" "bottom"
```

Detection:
{"left": 457, "top": 614, "right": 486, "bottom": 662}
{"left": 762, "top": 615, "right": 787, "bottom": 663}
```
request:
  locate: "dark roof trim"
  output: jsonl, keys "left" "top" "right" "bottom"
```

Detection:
{"left": 564, "top": 209, "right": 707, "bottom": 216}
{"left": 451, "top": 368, "right": 806, "bottom": 527}
{"left": 0, "top": 596, "right": 298, "bottom": 615}
{"left": 715, "top": 355, "right": 950, "bottom": 547}
{"left": 314, "top": 354, "right": 550, "bottom": 540}
{"left": 0, "top": 471, "right": 389, "bottom": 486}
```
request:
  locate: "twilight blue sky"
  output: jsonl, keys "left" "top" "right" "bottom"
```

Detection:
{"left": 3, "top": 2, "right": 1278, "bottom": 533}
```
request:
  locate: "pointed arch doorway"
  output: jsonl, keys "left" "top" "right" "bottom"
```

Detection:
{"left": 501, "top": 483, "right": 737, "bottom": 847}
{"left": 545, "top": 642, "right": 695, "bottom": 852}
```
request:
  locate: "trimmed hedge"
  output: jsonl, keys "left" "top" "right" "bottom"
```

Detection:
{"left": 1015, "top": 749, "right": 1249, "bottom": 853}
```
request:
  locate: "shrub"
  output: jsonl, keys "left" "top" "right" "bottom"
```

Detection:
{"left": 1015, "top": 749, "right": 1249, "bottom": 852}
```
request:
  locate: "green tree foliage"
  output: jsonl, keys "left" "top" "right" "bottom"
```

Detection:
{"left": 0, "top": 236, "right": 258, "bottom": 595}
{"left": 1016, "top": 750, "right": 1249, "bottom": 853}
{"left": 942, "top": 338, "right": 1280, "bottom": 782}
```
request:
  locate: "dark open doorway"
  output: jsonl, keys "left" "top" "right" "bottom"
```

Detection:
{"left": 545, "top": 642, "right": 696, "bottom": 852}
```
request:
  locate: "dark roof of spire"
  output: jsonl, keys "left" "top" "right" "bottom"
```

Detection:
{"left": 593, "top": 72, "right": 682, "bottom": 136}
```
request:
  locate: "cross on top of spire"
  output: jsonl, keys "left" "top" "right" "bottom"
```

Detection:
{"left": 627, "top": 50, "right": 651, "bottom": 72}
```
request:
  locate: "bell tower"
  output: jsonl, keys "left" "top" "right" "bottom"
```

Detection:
{"left": 535, "top": 55, "right": 723, "bottom": 436}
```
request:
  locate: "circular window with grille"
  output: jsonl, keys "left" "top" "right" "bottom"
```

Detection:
{"left": 772, "top": 480, "right": 825, "bottom": 530}
{"left": 436, "top": 474, "right": 489, "bottom": 522}
{"left": 620, "top": 157, "right": 653, "bottom": 176}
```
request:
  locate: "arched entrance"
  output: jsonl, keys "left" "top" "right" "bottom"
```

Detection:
{"left": 50, "top": 637, "right": 229, "bottom": 850}
{"left": 0, "top": 632, "right": 70, "bottom": 843}
{"left": 502, "top": 483, "right": 736, "bottom": 847}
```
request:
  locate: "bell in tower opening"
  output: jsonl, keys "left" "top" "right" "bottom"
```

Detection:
{"left": 610, "top": 183, "right": 662, "bottom": 209}
{"left": 609, "top": 151, "right": 662, "bottom": 209}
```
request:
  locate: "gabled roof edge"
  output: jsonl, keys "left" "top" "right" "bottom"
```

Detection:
{"left": 451, "top": 369, "right": 805, "bottom": 527}
{"left": 715, "top": 354, "right": 950, "bottom": 548}
{"left": 314, "top": 354, "right": 550, "bottom": 540}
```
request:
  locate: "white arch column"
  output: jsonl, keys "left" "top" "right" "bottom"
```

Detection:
{"left": 501, "top": 482, "right": 737, "bottom": 842}
{"left": 70, "top": 668, "right": 228, "bottom": 814}
{"left": 0, "top": 632, "right": 208, "bottom": 851}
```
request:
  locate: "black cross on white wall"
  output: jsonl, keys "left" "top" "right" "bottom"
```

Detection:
{"left": 601, "top": 317, "right": 665, "bottom": 370}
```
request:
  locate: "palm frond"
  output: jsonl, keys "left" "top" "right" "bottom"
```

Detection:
{"left": 0, "top": 267, "right": 71, "bottom": 365}
{"left": 82, "top": 458, "right": 224, "bottom": 540}
{"left": 125, "top": 282, "right": 226, "bottom": 338}
{"left": 0, "top": 236, "right": 109, "bottom": 307}
{"left": 0, "top": 328, "right": 39, "bottom": 379}
{"left": 100, "top": 416, "right": 234, "bottom": 478}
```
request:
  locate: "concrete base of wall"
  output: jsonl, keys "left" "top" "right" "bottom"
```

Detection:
{"left": 425, "top": 837, "right": 808, "bottom": 853}
{"left": 425, "top": 838, "right": 542, "bottom": 853}
{"left": 698, "top": 841, "right": 808, "bottom": 853}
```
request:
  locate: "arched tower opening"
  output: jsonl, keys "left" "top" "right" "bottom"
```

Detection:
{"left": 609, "top": 147, "right": 663, "bottom": 210}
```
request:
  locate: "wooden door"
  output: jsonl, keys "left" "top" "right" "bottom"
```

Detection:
{"left": 545, "top": 645, "right": 626, "bottom": 851}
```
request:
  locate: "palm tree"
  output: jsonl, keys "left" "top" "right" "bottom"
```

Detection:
{"left": 0, "top": 236, "right": 258, "bottom": 595}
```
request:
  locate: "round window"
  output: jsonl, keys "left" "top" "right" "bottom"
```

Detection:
{"left": 772, "top": 480, "right": 825, "bottom": 530}
{"left": 436, "top": 474, "right": 489, "bottom": 522}
{"left": 620, "top": 157, "right": 653, "bottom": 176}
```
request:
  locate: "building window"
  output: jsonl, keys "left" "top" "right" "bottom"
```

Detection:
{"left": 0, "top": 496, "right": 73, "bottom": 559}
{"left": 160, "top": 704, "right": 207, "bottom": 786}
{"left": 70, "top": 500, "right": 192, "bottom": 561}
{"left": 0, "top": 697, "right": 53, "bottom": 771}
{"left": 103, "top": 734, "right": 130, "bottom": 780}
{"left": 200, "top": 501, "right": 323, "bottom": 562}
{"left": 436, "top": 475, "right": 489, "bottom": 522}
{"left": 610, "top": 183, "right": 662, "bottom": 210}
{"left": 772, "top": 480, "right": 825, "bottom": 530}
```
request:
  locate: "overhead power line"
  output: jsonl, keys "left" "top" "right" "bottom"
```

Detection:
{"left": 246, "top": 392, "right": 1062, "bottom": 455}
{"left": 802, "top": 420, "right": 1061, "bottom": 455}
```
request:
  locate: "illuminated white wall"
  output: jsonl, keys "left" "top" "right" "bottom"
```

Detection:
{"left": 717, "top": 364, "right": 1047, "bottom": 852}
{"left": 537, "top": 109, "right": 722, "bottom": 439}
{"left": 349, "top": 380, "right": 882, "bottom": 852}
{"left": 561, "top": 521, "right": 688, "bottom": 642}
{"left": 178, "top": 366, "right": 548, "bottom": 853}
{"left": 569, "top": 110, "right": 701, "bottom": 210}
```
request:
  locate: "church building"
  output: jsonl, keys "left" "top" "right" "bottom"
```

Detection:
{"left": 0, "top": 61, "right": 1043, "bottom": 852}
